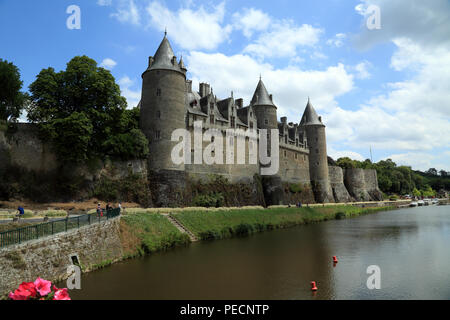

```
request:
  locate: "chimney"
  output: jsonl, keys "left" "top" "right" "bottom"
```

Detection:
{"left": 269, "top": 94, "right": 273, "bottom": 102}
{"left": 281, "top": 117, "right": 287, "bottom": 124}
{"left": 199, "top": 83, "right": 210, "bottom": 97}
{"left": 186, "top": 80, "right": 192, "bottom": 93}
{"left": 235, "top": 98, "right": 243, "bottom": 108}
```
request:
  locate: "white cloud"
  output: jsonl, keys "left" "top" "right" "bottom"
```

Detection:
{"left": 111, "top": 0, "right": 140, "bottom": 26}
{"left": 354, "top": 0, "right": 450, "bottom": 50}
{"left": 100, "top": 58, "right": 117, "bottom": 69}
{"left": 328, "top": 147, "right": 366, "bottom": 162}
{"left": 384, "top": 152, "right": 450, "bottom": 172}
{"left": 351, "top": 61, "right": 372, "bottom": 79}
{"left": 119, "top": 76, "right": 141, "bottom": 109}
{"left": 186, "top": 51, "right": 354, "bottom": 122}
{"left": 244, "top": 21, "right": 323, "bottom": 59}
{"left": 232, "top": 8, "right": 271, "bottom": 38}
{"left": 146, "top": 1, "right": 232, "bottom": 51}
{"left": 326, "top": 33, "right": 346, "bottom": 47}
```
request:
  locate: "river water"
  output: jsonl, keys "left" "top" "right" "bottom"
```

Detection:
{"left": 67, "top": 205, "right": 450, "bottom": 300}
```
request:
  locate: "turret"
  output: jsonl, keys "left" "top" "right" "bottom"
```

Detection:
{"left": 140, "top": 33, "right": 186, "bottom": 172}
{"left": 300, "top": 99, "right": 334, "bottom": 203}
{"left": 251, "top": 78, "right": 277, "bottom": 130}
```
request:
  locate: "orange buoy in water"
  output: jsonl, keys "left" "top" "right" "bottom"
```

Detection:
{"left": 333, "top": 256, "right": 338, "bottom": 263}
{"left": 310, "top": 281, "right": 318, "bottom": 291}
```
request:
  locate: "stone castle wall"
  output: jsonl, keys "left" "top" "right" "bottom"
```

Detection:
{"left": 328, "top": 166, "right": 353, "bottom": 202}
{"left": 0, "top": 218, "right": 123, "bottom": 297}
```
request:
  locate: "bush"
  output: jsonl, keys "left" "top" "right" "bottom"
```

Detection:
{"left": 289, "top": 183, "right": 303, "bottom": 193}
{"left": 389, "top": 195, "right": 399, "bottom": 201}
{"left": 335, "top": 212, "right": 346, "bottom": 220}
{"left": 192, "top": 193, "right": 225, "bottom": 208}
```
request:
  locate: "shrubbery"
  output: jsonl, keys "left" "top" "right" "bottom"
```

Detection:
{"left": 192, "top": 193, "right": 225, "bottom": 208}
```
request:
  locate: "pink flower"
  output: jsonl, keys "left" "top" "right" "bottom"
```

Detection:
{"left": 53, "top": 288, "right": 71, "bottom": 301}
{"left": 34, "top": 277, "right": 52, "bottom": 297}
{"left": 9, "top": 282, "right": 37, "bottom": 300}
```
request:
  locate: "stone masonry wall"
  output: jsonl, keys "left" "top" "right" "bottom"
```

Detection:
{"left": 0, "top": 218, "right": 123, "bottom": 297}
{"left": 328, "top": 166, "right": 353, "bottom": 203}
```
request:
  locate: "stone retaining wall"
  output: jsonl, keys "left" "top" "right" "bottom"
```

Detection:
{"left": 0, "top": 218, "right": 123, "bottom": 297}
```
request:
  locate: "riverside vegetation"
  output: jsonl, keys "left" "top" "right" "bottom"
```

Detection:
{"left": 119, "top": 205, "right": 394, "bottom": 256}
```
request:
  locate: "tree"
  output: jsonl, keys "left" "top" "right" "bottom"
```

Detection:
{"left": 27, "top": 56, "right": 148, "bottom": 162}
{"left": 426, "top": 168, "right": 438, "bottom": 176}
{"left": 0, "top": 59, "right": 28, "bottom": 122}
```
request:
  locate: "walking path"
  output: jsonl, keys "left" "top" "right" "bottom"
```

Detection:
{"left": 162, "top": 213, "right": 198, "bottom": 242}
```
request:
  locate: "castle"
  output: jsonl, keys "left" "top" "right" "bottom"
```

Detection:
{"left": 0, "top": 34, "right": 383, "bottom": 207}
{"left": 139, "top": 34, "right": 383, "bottom": 206}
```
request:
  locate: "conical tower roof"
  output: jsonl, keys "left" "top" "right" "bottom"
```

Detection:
{"left": 149, "top": 34, "right": 184, "bottom": 74}
{"left": 300, "top": 98, "right": 324, "bottom": 126}
{"left": 250, "top": 79, "right": 276, "bottom": 107}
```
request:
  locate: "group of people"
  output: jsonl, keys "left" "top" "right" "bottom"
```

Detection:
{"left": 96, "top": 202, "right": 122, "bottom": 217}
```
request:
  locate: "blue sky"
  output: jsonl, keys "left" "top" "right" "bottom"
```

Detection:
{"left": 1, "top": 0, "right": 449, "bottom": 171}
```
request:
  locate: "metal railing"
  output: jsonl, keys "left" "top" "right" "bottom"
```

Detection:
{"left": 0, "top": 208, "right": 121, "bottom": 249}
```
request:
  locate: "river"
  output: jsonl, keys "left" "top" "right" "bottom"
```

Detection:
{"left": 66, "top": 205, "right": 450, "bottom": 300}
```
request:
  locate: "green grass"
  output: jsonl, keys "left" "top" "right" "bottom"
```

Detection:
{"left": 121, "top": 213, "right": 191, "bottom": 254}
{"left": 175, "top": 205, "right": 395, "bottom": 240}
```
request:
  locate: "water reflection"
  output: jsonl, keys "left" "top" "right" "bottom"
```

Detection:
{"left": 65, "top": 205, "right": 450, "bottom": 300}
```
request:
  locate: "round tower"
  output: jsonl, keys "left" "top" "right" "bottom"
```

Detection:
{"left": 140, "top": 34, "right": 186, "bottom": 172}
{"left": 300, "top": 99, "right": 334, "bottom": 203}
{"left": 251, "top": 78, "right": 278, "bottom": 131}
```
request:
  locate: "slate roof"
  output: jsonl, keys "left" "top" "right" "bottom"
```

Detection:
{"left": 250, "top": 79, "right": 276, "bottom": 107}
{"left": 300, "top": 98, "right": 324, "bottom": 126}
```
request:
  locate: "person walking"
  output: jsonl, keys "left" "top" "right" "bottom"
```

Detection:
{"left": 96, "top": 203, "right": 102, "bottom": 218}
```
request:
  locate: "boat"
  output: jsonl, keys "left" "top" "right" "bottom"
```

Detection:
{"left": 417, "top": 200, "right": 425, "bottom": 206}
{"left": 410, "top": 202, "right": 418, "bottom": 207}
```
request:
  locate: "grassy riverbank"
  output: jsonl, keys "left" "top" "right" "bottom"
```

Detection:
{"left": 120, "top": 213, "right": 191, "bottom": 257}
{"left": 174, "top": 205, "right": 395, "bottom": 240}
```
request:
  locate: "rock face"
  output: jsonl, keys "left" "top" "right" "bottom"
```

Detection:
{"left": 328, "top": 166, "right": 353, "bottom": 203}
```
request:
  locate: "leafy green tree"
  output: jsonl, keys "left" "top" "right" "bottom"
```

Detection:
{"left": 27, "top": 56, "right": 148, "bottom": 162}
{"left": 412, "top": 188, "right": 421, "bottom": 197}
{"left": 336, "top": 157, "right": 356, "bottom": 169}
{"left": 0, "top": 59, "right": 29, "bottom": 122}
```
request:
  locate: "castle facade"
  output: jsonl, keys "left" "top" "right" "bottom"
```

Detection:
{"left": 139, "top": 34, "right": 382, "bottom": 206}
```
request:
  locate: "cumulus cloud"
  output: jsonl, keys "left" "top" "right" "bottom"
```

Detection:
{"left": 100, "top": 58, "right": 117, "bottom": 69}
{"left": 146, "top": 1, "right": 232, "bottom": 51}
{"left": 232, "top": 8, "right": 271, "bottom": 38}
{"left": 111, "top": 0, "right": 140, "bottom": 26}
{"left": 118, "top": 76, "right": 141, "bottom": 108}
{"left": 326, "top": 33, "right": 346, "bottom": 48}
{"left": 186, "top": 51, "right": 354, "bottom": 122}
{"left": 353, "top": 0, "right": 450, "bottom": 50}
{"left": 244, "top": 21, "right": 323, "bottom": 59}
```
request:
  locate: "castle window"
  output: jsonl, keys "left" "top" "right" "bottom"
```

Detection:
{"left": 295, "top": 153, "right": 298, "bottom": 160}
{"left": 156, "top": 88, "right": 161, "bottom": 96}
{"left": 285, "top": 136, "right": 288, "bottom": 144}
{"left": 250, "top": 122, "right": 254, "bottom": 129}
{"left": 284, "top": 150, "right": 287, "bottom": 158}
{"left": 231, "top": 116, "right": 235, "bottom": 128}
{"left": 193, "top": 115, "right": 197, "bottom": 121}
{"left": 265, "top": 119, "right": 269, "bottom": 125}
{"left": 250, "top": 112, "right": 253, "bottom": 117}
{"left": 155, "top": 130, "right": 161, "bottom": 140}
{"left": 210, "top": 115, "right": 215, "bottom": 124}
{"left": 211, "top": 136, "right": 215, "bottom": 143}
{"left": 157, "top": 110, "right": 161, "bottom": 119}
{"left": 316, "top": 149, "right": 319, "bottom": 154}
